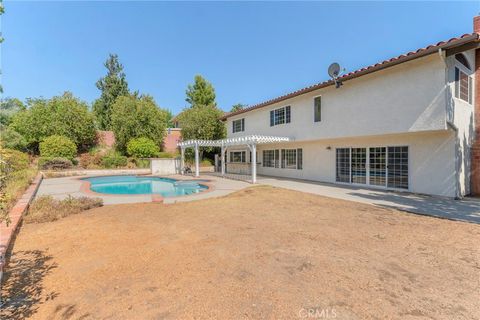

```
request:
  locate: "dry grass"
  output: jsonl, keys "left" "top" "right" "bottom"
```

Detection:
{"left": 1, "top": 168, "right": 37, "bottom": 224}
{"left": 2, "top": 186, "right": 479, "bottom": 319}
{"left": 24, "top": 195, "right": 103, "bottom": 223}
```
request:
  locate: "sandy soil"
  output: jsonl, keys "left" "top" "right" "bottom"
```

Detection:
{"left": 1, "top": 186, "right": 480, "bottom": 320}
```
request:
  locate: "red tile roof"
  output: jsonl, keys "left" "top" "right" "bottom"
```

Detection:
{"left": 221, "top": 33, "right": 480, "bottom": 120}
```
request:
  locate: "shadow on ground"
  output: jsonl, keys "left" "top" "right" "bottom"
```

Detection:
{"left": 347, "top": 191, "right": 480, "bottom": 224}
{"left": 1, "top": 250, "right": 58, "bottom": 319}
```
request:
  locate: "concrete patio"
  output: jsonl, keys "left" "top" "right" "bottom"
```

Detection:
{"left": 36, "top": 172, "right": 480, "bottom": 223}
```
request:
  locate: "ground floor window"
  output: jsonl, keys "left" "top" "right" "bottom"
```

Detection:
{"left": 263, "top": 148, "right": 302, "bottom": 170}
{"left": 230, "top": 151, "right": 246, "bottom": 163}
{"left": 263, "top": 150, "right": 275, "bottom": 167}
{"left": 336, "top": 146, "right": 408, "bottom": 189}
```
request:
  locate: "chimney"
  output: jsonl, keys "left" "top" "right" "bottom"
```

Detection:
{"left": 471, "top": 16, "right": 480, "bottom": 195}
{"left": 475, "top": 15, "right": 480, "bottom": 33}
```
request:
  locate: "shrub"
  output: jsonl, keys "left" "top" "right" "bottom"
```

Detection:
{"left": 200, "top": 159, "right": 213, "bottom": 167}
{"left": 127, "top": 137, "right": 159, "bottom": 158}
{"left": 130, "top": 158, "right": 151, "bottom": 168}
{"left": 25, "top": 195, "right": 103, "bottom": 223}
{"left": 111, "top": 95, "right": 168, "bottom": 153}
{"left": 157, "top": 151, "right": 177, "bottom": 158}
{"left": 38, "top": 157, "right": 73, "bottom": 170}
{"left": 1, "top": 128, "right": 28, "bottom": 151}
{"left": 9, "top": 92, "right": 96, "bottom": 152}
{"left": 101, "top": 152, "right": 128, "bottom": 168}
{"left": 39, "top": 135, "right": 77, "bottom": 160}
{"left": 1, "top": 148, "right": 30, "bottom": 172}
{"left": 79, "top": 152, "right": 103, "bottom": 169}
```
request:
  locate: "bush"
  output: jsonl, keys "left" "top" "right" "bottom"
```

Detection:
{"left": 130, "top": 158, "right": 151, "bottom": 168}
{"left": 38, "top": 157, "right": 73, "bottom": 170}
{"left": 1, "top": 148, "right": 30, "bottom": 172}
{"left": 157, "top": 151, "right": 177, "bottom": 158}
{"left": 111, "top": 95, "right": 168, "bottom": 153}
{"left": 25, "top": 195, "right": 103, "bottom": 223}
{"left": 9, "top": 92, "right": 96, "bottom": 152}
{"left": 1, "top": 128, "right": 28, "bottom": 151}
{"left": 39, "top": 135, "right": 77, "bottom": 160}
{"left": 200, "top": 159, "right": 213, "bottom": 167}
{"left": 127, "top": 137, "right": 159, "bottom": 158}
{"left": 79, "top": 152, "right": 103, "bottom": 169}
{"left": 101, "top": 152, "right": 128, "bottom": 168}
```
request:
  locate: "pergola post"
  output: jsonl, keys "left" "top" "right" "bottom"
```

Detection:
{"left": 180, "top": 147, "right": 185, "bottom": 175}
{"left": 194, "top": 142, "right": 200, "bottom": 177}
{"left": 250, "top": 143, "right": 257, "bottom": 184}
{"left": 221, "top": 142, "right": 226, "bottom": 176}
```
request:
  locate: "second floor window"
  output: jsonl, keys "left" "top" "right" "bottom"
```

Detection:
{"left": 270, "top": 106, "right": 291, "bottom": 126}
{"left": 232, "top": 118, "right": 245, "bottom": 133}
{"left": 314, "top": 96, "right": 321, "bottom": 122}
{"left": 455, "top": 67, "right": 472, "bottom": 104}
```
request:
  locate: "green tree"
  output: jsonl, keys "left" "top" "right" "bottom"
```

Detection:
{"left": 0, "top": 98, "right": 26, "bottom": 128}
{"left": 93, "top": 54, "right": 129, "bottom": 129}
{"left": 177, "top": 105, "right": 226, "bottom": 154}
{"left": 110, "top": 94, "right": 168, "bottom": 154}
{"left": 230, "top": 103, "right": 246, "bottom": 113}
{"left": 185, "top": 75, "right": 216, "bottom": 107}
{"left": 9, "top": 92, "right": 96, "bottom": 152}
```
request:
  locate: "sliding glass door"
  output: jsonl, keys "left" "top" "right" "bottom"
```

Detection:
{"left": 336, "top": 146, "right": 408, "bottom": 190}
{"left": 369, "top": 147, "right": 386, "bottom": 187}
{"left": 387, "top": 146, "right": 409, "bottom": 189}
{"left": 351, "top": 148, "right": 367, "bottom": 184}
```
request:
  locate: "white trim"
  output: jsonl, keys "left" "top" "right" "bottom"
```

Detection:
{"left": 178, "top": 135, "right": 292, "bottom": 148}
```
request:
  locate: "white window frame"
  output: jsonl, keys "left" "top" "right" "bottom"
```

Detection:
{"left": 232, "top": 118, "right": 245, "bottom": 133}
{"left": 334, "top": 145, "right": 410, "bottom": 191}
{"left": 229, "top": 150, "right": 246, "bottom": 163}
{"left": 313, "top": 95, "right": 322, "bottom": 123}
{"left": 270, "top": 106, "right": 291, "bottom": 126}
{"left": 454, "top": 54, "right": 473, "bottom": 105}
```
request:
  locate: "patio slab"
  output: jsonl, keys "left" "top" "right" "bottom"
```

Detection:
{"left": 256, "top": 176, "right": 480, "bottom": 224}
{"left": 36, "top": 174, "right": 250, "bottom": 205}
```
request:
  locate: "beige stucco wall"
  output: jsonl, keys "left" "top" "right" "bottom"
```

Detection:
{"left": 446, "top": 49, "right": 476, "bottom": 196}
{"left": 226, "top": 131, "right": 457, "bottom": 197}
{"left": 227, "top": 54, "right": 448, "bottom": 141}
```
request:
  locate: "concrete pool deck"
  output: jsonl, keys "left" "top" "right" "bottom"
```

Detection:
{"left": 36, "top": 173, "right": 480, "bottom": 223}
{"left": 36, "top": 174, "right": 250, "bottom": 205}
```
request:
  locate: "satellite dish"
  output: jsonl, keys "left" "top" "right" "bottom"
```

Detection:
{"left": 327, "top": 62, "right": 344, "bottom": 88}
{"left": 328, "top": 62, "right": 341, "bottom": 78}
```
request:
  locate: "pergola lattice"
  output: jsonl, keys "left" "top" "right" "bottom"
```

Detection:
{"left": 178, "top": 135, "right": 292, "bottom": 183}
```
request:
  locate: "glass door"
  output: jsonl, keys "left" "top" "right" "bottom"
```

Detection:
{"left": 387, "top": 146, "right": 409, "bottom": 189}
{"left": 369, "top": 147, "right": 386, "bottom": 187}
{"left": 351, "top": 148, "right": 367, "bottom": 184}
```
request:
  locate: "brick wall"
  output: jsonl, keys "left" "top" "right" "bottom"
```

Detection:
{"left": 163, "top": 129, "right": 181, "bottom": 153}
{"left": 471, "top": 17, "right": 480, "bottom": 195}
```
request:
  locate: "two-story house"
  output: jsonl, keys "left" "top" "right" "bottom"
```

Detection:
{"left": 215, "top": 16, "right": 480, "bottom": 198}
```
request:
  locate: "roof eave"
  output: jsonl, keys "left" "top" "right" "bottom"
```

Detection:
{"left": 221, "top": 33, "right": 480, "bottom": 120}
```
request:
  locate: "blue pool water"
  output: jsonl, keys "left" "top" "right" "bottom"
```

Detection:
{"left": 83, "top": 175, "right": 208, "bottom": 197}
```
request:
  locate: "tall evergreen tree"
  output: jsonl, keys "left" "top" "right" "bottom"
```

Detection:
{"left": 185, "top": 75, "right": 216, "bottom": 107}
{"left": 93, "top": 54, "right": 129, "bottom": 130}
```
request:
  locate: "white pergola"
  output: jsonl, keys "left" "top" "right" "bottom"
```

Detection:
{"left": 178, "top": 135, "right": 292, "bottom": 183}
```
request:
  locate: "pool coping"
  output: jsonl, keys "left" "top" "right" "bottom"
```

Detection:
{"left": 77, "top": 174, "right": 216, "bottom": 204}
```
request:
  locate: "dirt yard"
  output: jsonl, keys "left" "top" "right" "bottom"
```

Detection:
{"left": 2, "top": 186, "right": 479, "bottom": 319}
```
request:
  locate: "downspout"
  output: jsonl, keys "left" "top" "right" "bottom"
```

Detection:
{"left": 439, "top": 48, "right": 461, "bottom": 199}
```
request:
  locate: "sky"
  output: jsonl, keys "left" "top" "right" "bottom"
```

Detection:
{"left": 1, "top": 1, "right": 480, "bottom": 114}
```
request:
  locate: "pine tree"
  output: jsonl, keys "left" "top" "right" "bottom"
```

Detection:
{"left": 93, "top": 54, "right": 129, "bottom": 130}
{"left": 185, "top": 75, "right": 216, "bottom": 107}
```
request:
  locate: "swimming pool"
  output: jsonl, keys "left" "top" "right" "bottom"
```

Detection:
{"left": 82, "top": 176, "right": 208, "bottom": 197}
